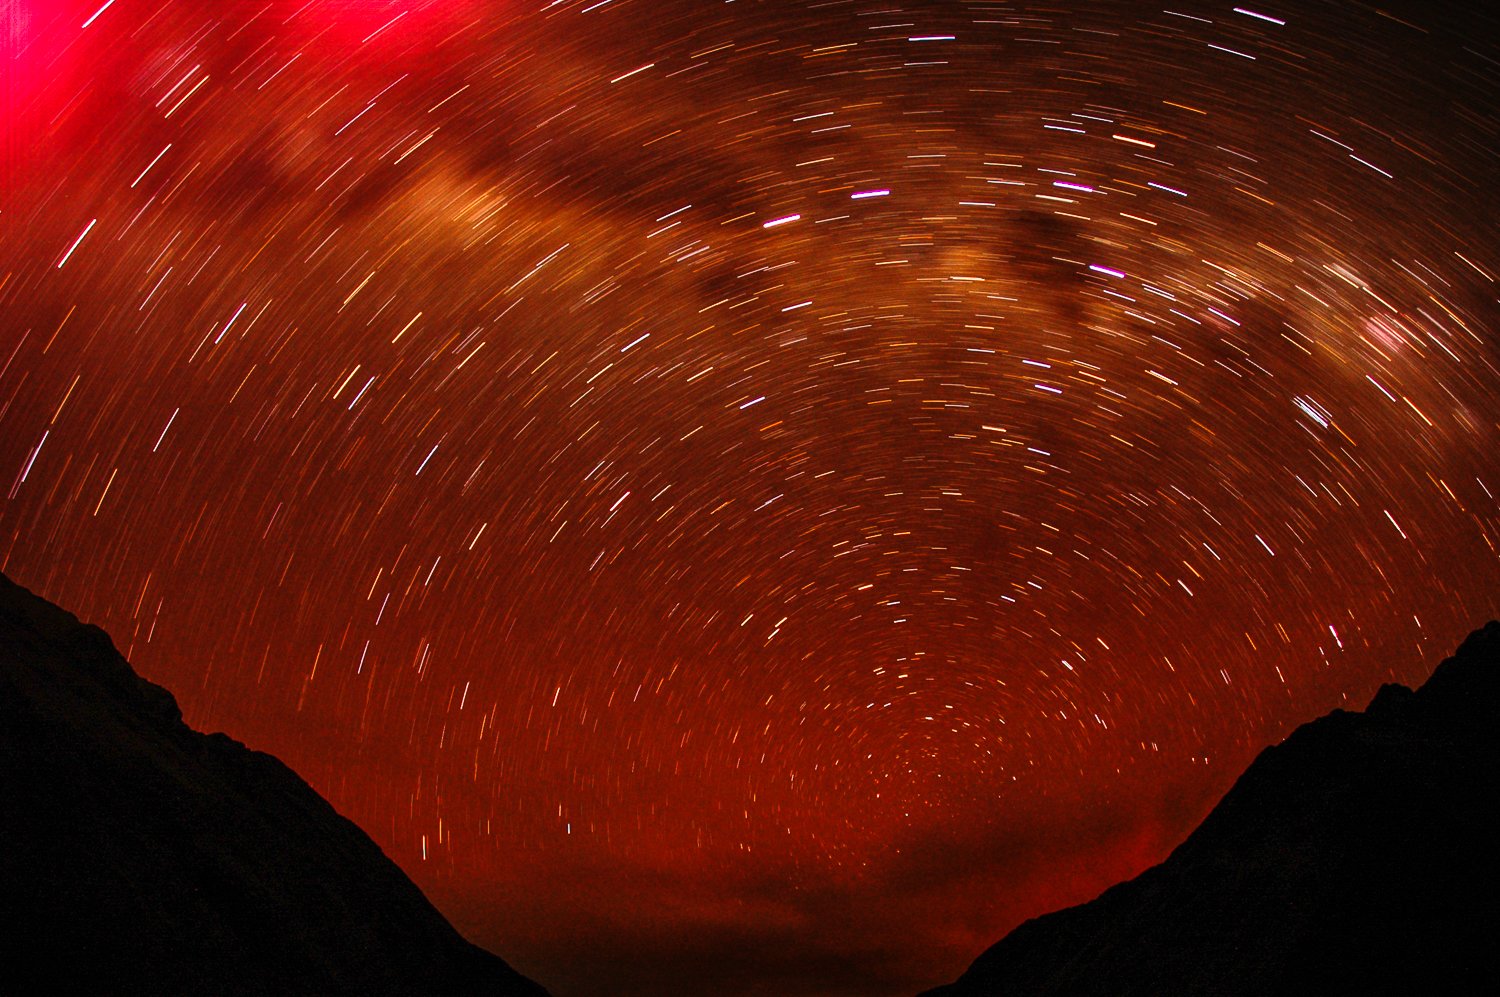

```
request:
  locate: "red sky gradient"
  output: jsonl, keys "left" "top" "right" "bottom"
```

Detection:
{"left": 3, "top": 2, "right": 1499, "bottom": 994}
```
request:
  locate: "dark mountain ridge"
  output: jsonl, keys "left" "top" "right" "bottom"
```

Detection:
{"left": 7, "top": 562, "right": 1497, "bottom": 997}
{"left": 0, "top": 570, "right": 548, "bottom": 996}
{"left": 921, "top": 620, "right": 1500, "bottom": 997}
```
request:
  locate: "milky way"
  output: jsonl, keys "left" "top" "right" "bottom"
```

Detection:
{"left": 3, "top": 1, "right": 1498, "bottom": 994}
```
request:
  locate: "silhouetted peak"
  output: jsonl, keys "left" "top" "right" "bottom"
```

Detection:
{"left": 1409, "top": 620, "right": 1500, "bottom": 725}
{"left": 1349, "top": 620, "right": 1500, "bottom": 730}
{"left": 1364, "top": 680, "right": 1417, "bottom": 721}
{"left": 0, "top": 571, "right": 182, "bottom": 725}
{"left": 0, "top": 570, "right": 548, "bottom": 996}
{"left": 919, "top": 619, "right": 1500, "bottom": 997}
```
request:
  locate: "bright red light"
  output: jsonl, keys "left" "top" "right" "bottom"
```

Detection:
{"left": 284, "top": 0, "right": 473, "bottom": 48}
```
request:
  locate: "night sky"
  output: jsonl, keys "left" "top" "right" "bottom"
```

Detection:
{"left": 3, "top": 1, "right": 1499, "bottom": 994}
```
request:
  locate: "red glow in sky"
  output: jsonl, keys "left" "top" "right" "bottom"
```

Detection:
{"left": 286, "top": 0, "right": 478, "bottom": 46}
{"left": 2, "top": 2, "right": 1498, "bottom": 995}
{"left": 3, "top": 1, "right": 77, "bottom": 120}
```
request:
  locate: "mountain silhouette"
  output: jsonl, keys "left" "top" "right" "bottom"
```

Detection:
{"left": 921, "top": 621, "right": 1500, "bottom": 997}
{"left": 0, "top": 571, "right": 548, "bottom": 997}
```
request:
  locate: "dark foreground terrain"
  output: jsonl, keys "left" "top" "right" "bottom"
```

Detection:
{"left": 6, "top": 563, "right": 1497, "bottom": 997}
{"left": 0, "top": 571, "right": 547, "bottom": 997}
{"left": 922, "top": 621, "right": 1500, "bottom": 996}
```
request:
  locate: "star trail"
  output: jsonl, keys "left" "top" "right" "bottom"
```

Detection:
{"left": 3, "top": 1, "right": 1499, "bottom": 994}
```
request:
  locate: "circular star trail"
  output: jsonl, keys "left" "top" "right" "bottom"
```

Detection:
{"left": 3, "top": 2, "right": 1498, "bottom": 994}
